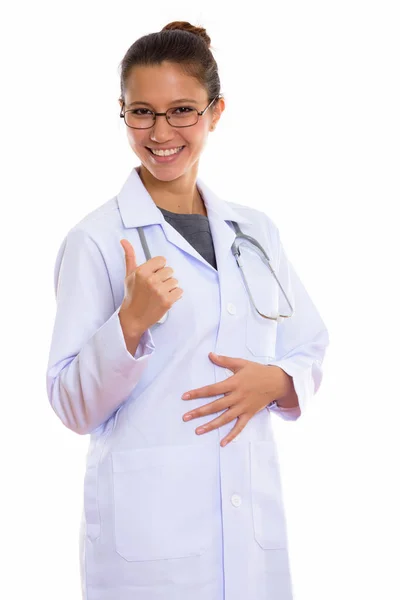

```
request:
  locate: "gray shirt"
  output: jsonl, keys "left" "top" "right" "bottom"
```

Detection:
{"left": 158, "top": 207, "right": 218, "bottom": 271}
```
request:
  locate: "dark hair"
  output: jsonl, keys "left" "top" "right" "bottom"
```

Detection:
{"left": 118, "top": 21, "right": 222, "bottom": 106}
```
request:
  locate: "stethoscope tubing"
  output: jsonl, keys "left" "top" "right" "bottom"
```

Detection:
{"left": 136, "top": 221, "right": 294, "bottom": 325}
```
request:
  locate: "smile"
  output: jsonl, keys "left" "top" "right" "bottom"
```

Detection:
{"left": 148, "top": 146, "right": 185, "bottom": 156}
{"left": 146, "top": 146, "right": 186, "bottom": 163}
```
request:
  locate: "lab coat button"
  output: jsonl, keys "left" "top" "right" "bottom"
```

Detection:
{"left": 227, "top": 303, "right": 237, "bottom": 315}
{"left": 231, "top": 494, "right": 242, "bottom": 507}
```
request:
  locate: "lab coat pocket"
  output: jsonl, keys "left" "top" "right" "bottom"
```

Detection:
{"left": 241, "top": 243, "right": 279, "bottom": 359}
{"left": 250, "top": 440, "right": 288, "bottom": 549}
{"left": 246, "top": 299, "right": 278, "bottom": 359}
{"left": 83, "top": 407, "right": 123, "bottom": 542}
{"left": 111, "top": 443, "right": 218, "bottom": 561}
{"left": 83, "top": 462, "right": 100, "bottom": 542}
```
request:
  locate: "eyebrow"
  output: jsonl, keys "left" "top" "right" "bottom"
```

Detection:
{"left": 126, "top": 98, "right": 199, "bottom": 108}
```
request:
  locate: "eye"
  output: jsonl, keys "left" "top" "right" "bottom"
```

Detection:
{"left": 132, "top": 108, "right": 153, "bottom": 116}
{"left": 171, "top": 106, "right": 196, "bottom": 115}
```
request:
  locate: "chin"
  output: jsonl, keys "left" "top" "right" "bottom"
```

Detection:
{"left": 141, "top": 160, "right": 194, "bottom": 182}
{"left": 148, "top": 168, "right": 187, "bottom": 182}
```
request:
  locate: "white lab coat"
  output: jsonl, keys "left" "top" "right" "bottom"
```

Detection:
{"left": 46, "top": 166, "right": 329, "bottom": 600}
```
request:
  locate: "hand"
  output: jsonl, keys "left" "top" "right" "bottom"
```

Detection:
{"left": 181, "top": 352, "right": 297, "bottom": 446}
{"left": 119, "top": 239, "right": 183, "bottom": 334}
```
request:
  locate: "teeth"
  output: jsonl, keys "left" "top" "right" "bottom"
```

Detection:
{"left": 150, "top": 146, "right": 184, "bottom": 157}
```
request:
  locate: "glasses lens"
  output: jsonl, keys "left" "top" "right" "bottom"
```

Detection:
{"left": 124, "top": 110, "right": 155, "bottom": 129}
{"left": 123, "top": 107, "right": 199, "bottom": 128}
{"left": 167, "top": 107, "right": 198, "bottom": 127}
{"left": 238, "top": 240, "right": 279, "bottom": 319}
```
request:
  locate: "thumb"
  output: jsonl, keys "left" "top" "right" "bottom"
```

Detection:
{"left": 208, "top": 352, "right": 246, "bottom": 372}
{"left": 120, "top": 238, "right": 137, "bottom": 276}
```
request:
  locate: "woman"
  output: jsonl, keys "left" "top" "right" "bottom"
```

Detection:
{"left": 46, "top": 21, "right": 329, "bottom": 600}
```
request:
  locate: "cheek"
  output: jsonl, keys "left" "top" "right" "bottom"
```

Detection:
{"left": 185, "top": 124, "right": 210, "bottom": 149}
{"left": 126, "top": 130, "right": 146, "bottom": 149}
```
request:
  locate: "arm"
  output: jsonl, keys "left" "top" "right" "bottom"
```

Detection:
{"left": 266, "top": 226, "right": 329, "bottom": 421}
{"left": 46, "top": 228, "right": 155, "bottom": 435}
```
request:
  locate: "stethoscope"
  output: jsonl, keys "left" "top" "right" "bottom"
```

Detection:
{"left": 137, "top": 221, "right": 294, "bottom": 325}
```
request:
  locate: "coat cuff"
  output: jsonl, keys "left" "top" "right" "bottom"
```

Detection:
{"left": 267, "top": 359, "right": 316, "bottom": 420}
{"left": 91, "top": 307, "right": 155, "bottom": 374}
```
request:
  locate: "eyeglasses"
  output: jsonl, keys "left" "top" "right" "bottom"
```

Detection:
{"left": 119, "top": 96, "right": 220, "bottom": 129}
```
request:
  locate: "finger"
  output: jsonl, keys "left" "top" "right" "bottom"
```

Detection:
{"left": 193, "top": 406, "right": 242, "bottom": 436}
{"left": 120, "top": 238, "right": 138, "bottom": 275}
{"left": 182, "top": 380, "right": 231, "bottom": 401}
{"left": 220, "top": 415, "right": 250, "bottom": 447}
{"left": 182, "top": 395, "right": 234, "bottom": 421}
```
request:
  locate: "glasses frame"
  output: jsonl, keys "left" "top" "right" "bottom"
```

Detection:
{"left": 119, "top": 95, "right": 221, "bottom": 129}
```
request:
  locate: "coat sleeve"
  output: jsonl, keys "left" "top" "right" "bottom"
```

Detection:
{"left": 266, "top": 225, "right": 329, "bottom": 421}
{"left": 45, "top": 228, "right": 155, "bottom": 435}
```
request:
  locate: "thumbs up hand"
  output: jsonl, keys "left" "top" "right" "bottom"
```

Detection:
{"left": 118, "top": 239, "right": 183, "bottom": 337}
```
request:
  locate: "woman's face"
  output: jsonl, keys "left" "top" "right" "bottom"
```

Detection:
{"left": 119, "top": 61, "right": 224, "bottom": 182}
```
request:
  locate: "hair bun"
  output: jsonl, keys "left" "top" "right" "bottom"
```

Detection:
{"left": 161, "top": 21, "right": 211, "bottom": 48}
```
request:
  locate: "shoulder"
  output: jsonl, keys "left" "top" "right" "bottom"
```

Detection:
{"left": 57, "top": 194, "right": 124, "bottom": 260}
{"left": 225, "top": 200, "right": 281, "bottom": 258}
{"left": 69, "top": 196, "right": 121, "bottom": 241}
{"left": 52, "top": 196, "right": 123, "bottom": 288}
{"left": 226, "top": 200, "right": 279, "bottom": 234}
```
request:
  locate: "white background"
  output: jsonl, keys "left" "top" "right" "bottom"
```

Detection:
{"left": 2, "top": 1, "right": 399, "bottom": 598}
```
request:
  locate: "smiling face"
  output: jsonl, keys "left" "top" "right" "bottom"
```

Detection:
{"left": 119, "top": 61, "right": 224, "bottom": 183}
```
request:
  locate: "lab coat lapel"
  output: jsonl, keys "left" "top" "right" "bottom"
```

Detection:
{"left": 117, "top": 167, "right": 252, "bottom": 272}
{"left": 196, "top": 178, "right": 251, "bottom": 272}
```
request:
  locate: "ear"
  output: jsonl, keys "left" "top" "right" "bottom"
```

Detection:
{"left": 210, "top": 96, "right": 226, "bottom": 131}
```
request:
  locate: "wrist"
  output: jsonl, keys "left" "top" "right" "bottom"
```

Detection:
{"left": 266, "top": 366, "right": 299, "bottom": 409}
{"left": 118, "top": 307, "right": 146, "bottom": 339}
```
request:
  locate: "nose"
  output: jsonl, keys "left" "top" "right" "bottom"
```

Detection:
{"left": 149, "top": 115, "right": 175, "bottom": 143}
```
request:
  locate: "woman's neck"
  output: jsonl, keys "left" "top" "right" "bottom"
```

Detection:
{"left": 137, "top": 165, "right": 207, "bottom": 216}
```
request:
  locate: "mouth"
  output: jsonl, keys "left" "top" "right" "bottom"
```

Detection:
{"left": 146, "top": 145, "right": 186, "bottom": 163}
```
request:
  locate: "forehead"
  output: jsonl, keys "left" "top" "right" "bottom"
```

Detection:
{"left": 124, "top": 62, "right": 207, "bottom": 104}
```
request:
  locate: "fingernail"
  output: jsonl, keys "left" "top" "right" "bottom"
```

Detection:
{"left": 183, "top": 414, "right": 192, "bottom": 421}
{"left": 182, "top": 393, "right": 190, "bottom": 400}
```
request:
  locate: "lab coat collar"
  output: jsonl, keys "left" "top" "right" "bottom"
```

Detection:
{"left": 117, "top": 166, "right": 252, "bottom": 229}
{"left": 117, "top": 166, "right": 252, "bottom": 272}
